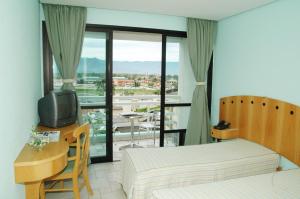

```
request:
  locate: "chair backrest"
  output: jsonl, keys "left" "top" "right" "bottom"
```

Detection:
{"left": 145, "top": 112, "right": 157, "bottom": 124}
{"left": 73, "top": 123, "right": 90, "bottom": 175}
{"left": 131, "top": 99, "right": 139, "bottom": 111}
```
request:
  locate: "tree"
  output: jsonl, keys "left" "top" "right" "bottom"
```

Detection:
{"left": 77, "top": 79, "right": 84, "bottom": 84}
{"left": 154, "top": 90, "right": 160, "bottom": 95}
{"left": 148, "top": 82, "right": 154, "bottom": 87}
{"left": 95, "top": 78, "right": 105, "bottom": 96}
{"left": 124, "top": 90, "right": 134, "bottom": 96}
{"left": 112, "top": 84, "right": 115, "bottom": 95}
{"left": 134, "top": 81, "right": 140, "bottom": 87}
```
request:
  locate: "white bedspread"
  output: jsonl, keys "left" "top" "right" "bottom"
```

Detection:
{"left": 120, "top": 139, "right": 279, "bottom": 199}
{"left": 152, "top": 169, "right": 300, "bottom": 199}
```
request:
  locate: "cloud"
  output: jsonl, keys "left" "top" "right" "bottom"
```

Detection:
{"left": 82, "top": 38, "right": 180, "bottom": 62}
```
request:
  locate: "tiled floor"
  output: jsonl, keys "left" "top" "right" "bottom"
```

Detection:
{"left": 46, "top": 137, "right": 177, "bottom": 199}
{"left": 46, "top": 161, "right": 125, "bottom": 199}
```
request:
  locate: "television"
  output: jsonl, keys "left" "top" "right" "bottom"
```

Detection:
{"left": 38, "top": 90, "right": 78, "bottom": 128}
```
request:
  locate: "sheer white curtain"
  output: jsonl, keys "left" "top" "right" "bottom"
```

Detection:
{"left": 178, "top": 38, "right": 196, "bottom": 103}
{"left": 174, "top": 38, "right": 195, "bottom": 130}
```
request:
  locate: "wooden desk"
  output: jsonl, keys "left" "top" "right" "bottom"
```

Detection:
{"left": 14, "top": 124, "right": 79, "bottom": 199}
{"left": 37, "top": 123, "right": 79, "bottom": 143}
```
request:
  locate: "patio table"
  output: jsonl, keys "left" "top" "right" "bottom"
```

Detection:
{"left": 119, "top": 112, "right": 144, "bottom": 150}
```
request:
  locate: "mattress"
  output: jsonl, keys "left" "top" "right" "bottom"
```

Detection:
{"left": 152, "top": 169, "right": 300, "bottom": 199}
{"left": 120, "top": 138, "right": 279, "bottom": 199}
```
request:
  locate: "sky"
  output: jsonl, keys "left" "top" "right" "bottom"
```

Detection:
{"left": 82, "top": 38, "right": 180, "bottom": 62}
{"left": 54, "top": 36, "right": 180, "bottom": 75}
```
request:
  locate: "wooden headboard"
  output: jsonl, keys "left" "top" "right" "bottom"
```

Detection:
{"left": 219, "top": 96, "right": 300, "bottom": 167}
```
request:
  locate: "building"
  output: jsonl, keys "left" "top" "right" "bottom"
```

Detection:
{"left": 113, "top": 77, "right": 135, "bottom": 87}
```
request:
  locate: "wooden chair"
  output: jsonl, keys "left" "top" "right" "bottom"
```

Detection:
{"left": 40, "top": 123, "right": 93, "bottom": 199}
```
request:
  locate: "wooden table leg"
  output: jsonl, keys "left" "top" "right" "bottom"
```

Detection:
{"left": 25, "top": 181, "right": 41, "bottom": 199}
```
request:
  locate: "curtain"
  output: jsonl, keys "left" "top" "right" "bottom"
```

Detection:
{"left": 42, "top": 3, "right": 87, "bottom": 124}
{"left": 185, "top": 18, "right": 217, "bottom": 145}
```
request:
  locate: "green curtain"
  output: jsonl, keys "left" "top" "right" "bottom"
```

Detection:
{"left": 185, "top": 18, "right": 217, "bottom": 145}
{"left": 42, "top": 3, "right": 87, "bottom": 123}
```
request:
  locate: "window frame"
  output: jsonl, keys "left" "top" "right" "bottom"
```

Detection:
{"left": 42, "top": 22, "right": 213, "bottom": 160}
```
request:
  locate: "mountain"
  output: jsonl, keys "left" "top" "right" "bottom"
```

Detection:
{"left": 77, "top": 57, "right": 179, "bottom": 75}
{"left": 77, "top": 57, "right": 105, "bottom": 73}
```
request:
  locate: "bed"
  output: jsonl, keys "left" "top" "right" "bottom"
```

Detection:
{"left": 151, "top": 169, "right": 300, "bottom": 199}
{"left": 121, "top": 138, "right": 279, "bottom": 199}
{"left": 121, "top": 96, "right": 300, "bottom": 199}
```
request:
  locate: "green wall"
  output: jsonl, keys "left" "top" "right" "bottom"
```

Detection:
{"left": 212, "top": 0, "right": 300, "bottom": 124}
{"left": 41, "top": 7, "right": 187, "bottom": 31}
{"left": 87, "top": 8, "right": 186, "bottom": 31}
{"left": 212, "top": 0, "right": 300, "bottom": 169}
{"left": 0, "top": 0, "right": 41, "bottom": 198}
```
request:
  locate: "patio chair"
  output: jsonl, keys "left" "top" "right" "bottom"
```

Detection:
{"left": 87, "top": 111, "right": 106, "bottom": 145}
{"left": 138, "top": 111, "right": 159, "bottom": 145}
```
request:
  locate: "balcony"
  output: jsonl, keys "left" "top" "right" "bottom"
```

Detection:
{"left": 80, "top": 95, "right": 188, "bottom": 161}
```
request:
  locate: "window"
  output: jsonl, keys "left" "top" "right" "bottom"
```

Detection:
{"left": 43, "top": 23, "right": 212, "bottom": 161}
{"left": 113, "top": 31, "right": 162, "bottom": 97}
{"left": 52, "top": 32, "right": 107, "bottom": 106}
{"left": 166, "top": 37, "right": 195, "bottom": 104}
{"left": 49, "top": 30, "right": 111, "bottom": 161}
{"left": 161, "top": 37, "right": 195, "bottom": 146}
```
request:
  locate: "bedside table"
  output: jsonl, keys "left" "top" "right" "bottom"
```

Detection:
{"left": 211, "top": 128, "right": 239, "bottom": 142}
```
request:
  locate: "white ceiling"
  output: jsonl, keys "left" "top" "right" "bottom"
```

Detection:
{"left": 40, "top": 0, "right": 275, "bottom": 20}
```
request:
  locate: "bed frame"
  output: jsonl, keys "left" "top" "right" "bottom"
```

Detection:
{"left": 219, "top": 96, "right": 300, "bottom": 166}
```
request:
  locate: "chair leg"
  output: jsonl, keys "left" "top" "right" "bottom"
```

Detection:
{"left": 73, "top": 177, "right": 80, "bottom": 199}
{"left": 60, "top": 180, "right": 64, "bottom": 189}
{"left": 166, "top": 134, "right": 169, "bottom": 144}
{"left": 113, "top": 131, "right": 115, "bottom": 144}
{"left": 153, "top": 128, "right": 156, "bottom": 146}
{"left": 40, "top": 182, "right": 45, "bottom": 199}
{"left": 83, "top": 166, "right": 93, "bottom": 195}
{"left": 138, "top": 128, "right": 141, "bottom": 144}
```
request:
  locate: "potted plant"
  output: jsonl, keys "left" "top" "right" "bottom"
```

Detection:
{"left": 28, "top": 128, "right": 49, "bottom": 151}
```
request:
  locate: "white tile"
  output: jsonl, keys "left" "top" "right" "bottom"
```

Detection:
{"left": 81, "top": 188, "right": 101, "bottom": 199}
{"left": 91, "top": 178, "right": 112, "bottom": 193}
{"left": 46, "top": 191, "right": 73, "bottom": 199}
{"left": 110, "top": 181, "right": 122, "bottom": 192}
{"left": 101, "top": 190, "right": 126, "bottom": 199}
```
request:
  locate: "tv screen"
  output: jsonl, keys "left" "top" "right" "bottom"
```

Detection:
{"left": 38, "top": 90, "right": 78, "bottom": 128}
{"left": 56, "top": 92, "right": 77, "bottom": 120}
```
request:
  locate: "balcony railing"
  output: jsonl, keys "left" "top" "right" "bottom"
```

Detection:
{"left": 79, "top": 95, "right": 182, "bottom": 107}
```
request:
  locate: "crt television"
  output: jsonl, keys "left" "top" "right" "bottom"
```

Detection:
{"left": 38, "top": 90, "right": 78, "bottom": 128}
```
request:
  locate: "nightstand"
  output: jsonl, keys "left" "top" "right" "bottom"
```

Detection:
{"left": 211, "top": 128, "right": 239, "bottom": 142}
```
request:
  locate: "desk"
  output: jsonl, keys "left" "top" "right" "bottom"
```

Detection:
{"left": 37, "top": 124, "right": 79, "bottom": 143}
{"left": 14, "top": 124, "right": 79, "bottom": 199}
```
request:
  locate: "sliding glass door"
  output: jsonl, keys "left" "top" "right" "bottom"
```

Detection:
{"left": 112, "top": 31, "right": 162, "bottom": 161}
{"left": 44, "top": 23, "right": 203, "bottom": 163}
{"left": 161, "top": 37, "right": 193, "bottom": 147}
{"left": 79, "top": 31, "right": 112, "bottom": 162}
{"left": 52, "top": 29, "right": 113, "bottom": 163}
